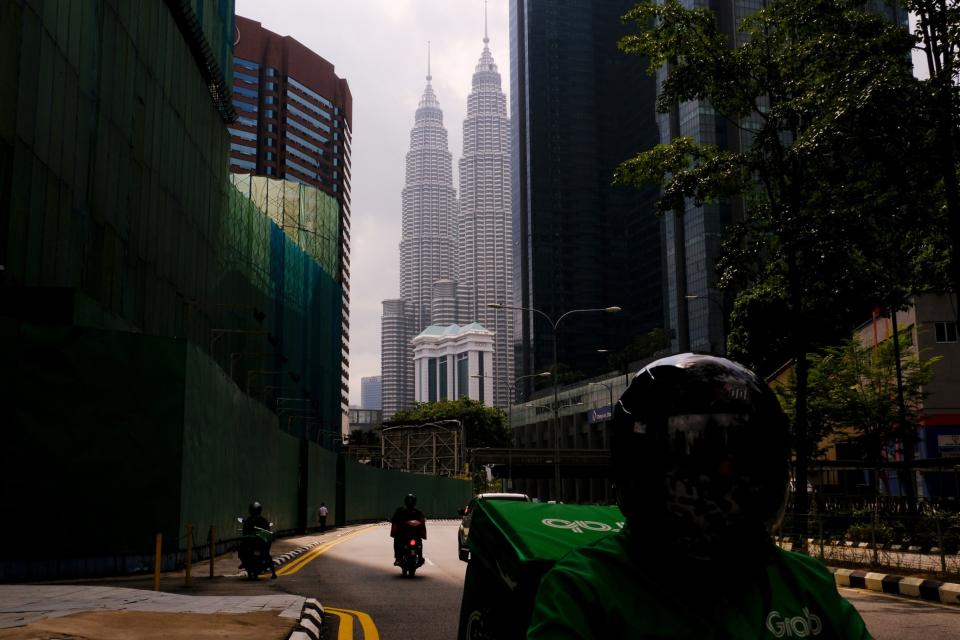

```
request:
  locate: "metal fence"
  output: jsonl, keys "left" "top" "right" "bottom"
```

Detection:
{"left": 778, "top": 509, "right": 960, "bottom": 577}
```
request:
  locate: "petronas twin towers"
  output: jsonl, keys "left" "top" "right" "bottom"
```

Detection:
{"left": 381, "top": 27, "right": 513, "bottom": 418}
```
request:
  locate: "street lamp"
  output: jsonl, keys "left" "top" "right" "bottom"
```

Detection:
{"left": 488, "top": 302, "right": 621, "bottom": 502}
{"left": 512, "top": 371, "right": 552, "bottom": 444}
{"left": 588, "top": 381, "right": 615, "bottom": 420}
{"left": 685, "top": 294, "right": 726, "bottom": 355}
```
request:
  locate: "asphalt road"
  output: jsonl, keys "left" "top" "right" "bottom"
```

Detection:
{"left": 275, "top": 520, "right": 467, "bottom": 640}
{"left": 146, "top": 522, "right": 960, "bottom": 639}
{"left": 842, "top": 587, "right": 960, "bottom": 639}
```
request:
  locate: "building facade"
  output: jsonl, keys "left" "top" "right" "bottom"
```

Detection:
{"left": 458, "top": 26, "right": 514, "bottom": 409}
{"left": 381, "top": 58, "right": 460, "bottom": 418}
{"left": 412, "top": 324, "right": 495, "bottom": 406}
{"left": 381, "top": 299, "right": 415, "bottom": 419}
{"left": 509, "top": 0, "right": 663, "bottom": 394}
{"left": 231, "top": 16, "right": 353, "bottom": 429}
{"left": 360, "top": 375, "right": 383, "bottom": 410}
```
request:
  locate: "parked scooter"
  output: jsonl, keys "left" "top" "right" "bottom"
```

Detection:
{"left": 236, "top": 516, "right": 275, "bottom": 579}
{"left": 396, "top": 518, "right": 425, "bottom": 577}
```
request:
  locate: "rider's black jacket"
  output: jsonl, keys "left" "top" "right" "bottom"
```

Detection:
{"left": 242, "top": 515, "right": 271, "bottom": 536}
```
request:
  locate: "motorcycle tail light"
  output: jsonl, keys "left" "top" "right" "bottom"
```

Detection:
{"left": 409, "top": 539, "right": 417, "bottom": 546}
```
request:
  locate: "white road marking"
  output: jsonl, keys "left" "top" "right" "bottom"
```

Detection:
{"left": 425, "top": 557, "right": 437, "bottom": 566}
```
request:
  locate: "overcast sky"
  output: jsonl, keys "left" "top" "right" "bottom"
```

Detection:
{"left": 233, "top": 0, "right": 510, "bottom": 406}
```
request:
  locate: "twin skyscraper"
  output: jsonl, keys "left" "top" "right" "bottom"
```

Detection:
{"left": 381, "top": 24, "right": 513, "bottom": 419}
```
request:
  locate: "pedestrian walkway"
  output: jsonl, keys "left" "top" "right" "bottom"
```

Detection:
{"left": 0, "top": 528, "right": 350, "bottom": 638}
{"left": 0, "top": 584, "right": 304, "bottom": 626}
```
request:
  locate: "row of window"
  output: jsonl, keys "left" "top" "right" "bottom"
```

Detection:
{"left": 288, "top": 75, "right": 334, "bottom": 108}
{"left": 234, "top": 86, "right": 258, "bottom": 100}
{"left": 230, "top": 142, "right": 256, "bottom": 156}
{"left": 233, "top": 99, "right": 257, "bottom": 114}
{"left": 288, "top": 103, "right": 332, "bottom": 132}
{"left": 230, "top": 157, "right": 256, "bottom": 170}
{"left": 234, "top": 71, "right": 258, "bottom": 84}
{"left": 287, "top": 116, "right": 328, "bottom": 145}
{"left": 286, "top": 87, "right": 332, "bottom": 120}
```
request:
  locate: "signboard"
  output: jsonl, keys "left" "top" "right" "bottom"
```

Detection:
{"left": 938, "top": 435, "right": 960, "bottom": 458}
{"left": 588, "top": 405, "right": 612, "bottom": 424}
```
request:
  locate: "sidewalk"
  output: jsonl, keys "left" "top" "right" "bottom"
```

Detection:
{"left": 0, "top": 528, "right": 341, "bottom": 639}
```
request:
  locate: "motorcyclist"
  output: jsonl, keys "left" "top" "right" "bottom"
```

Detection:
{"left": 390, "top": 493, "right": 427, "bottom": 566}
{"left": 527, "top": 353, "right": 870, "bottom": 639}
{"left": 241, "top": 501, "right": 277, "bottom": 579}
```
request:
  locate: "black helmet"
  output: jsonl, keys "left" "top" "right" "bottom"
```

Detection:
{"left": 611, "top": 353, "right": 790, "bottom": 564}
{"left": 249, "top": 501, "right": 263, "bottom": 516}
{"left": 404, "top": 493, "right": 417, "bottom": 509}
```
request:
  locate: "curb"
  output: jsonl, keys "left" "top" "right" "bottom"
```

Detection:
{"left": 829, "top": 567, "right": 960, "bottom": 605}
{"left": 287, "top": 598, "right": 324, "bottom": 640}
{"left": 272, "top": 540, "right": 324, "bottom": 571}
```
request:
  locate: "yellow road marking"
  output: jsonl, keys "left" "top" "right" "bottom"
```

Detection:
{"left": 325, "top": 608, "right": 354, "bottom": 640}
{"left": 276, "top": 525, "right": 378, "bottom": 576}
{"left": 326, "top": 607, "right": 379, "bottom": 640}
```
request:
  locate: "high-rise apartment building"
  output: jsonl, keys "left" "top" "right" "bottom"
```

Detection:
{"left": 230, "top": 16, "right": 353, "bottom": 427}
{"left": 381, "top": 57, "right": 459, "bottom": 418}
{"left": 510, "top": 0, "right": 662, "bottom": 393}
{"left": 360, "top": 376, "right": 382, "bottom": 410}
{"left": 457, "top": 24, "right": 514, "bottom": 408}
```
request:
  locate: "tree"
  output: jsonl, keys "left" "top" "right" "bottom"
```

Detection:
{"left": 388, "top": 398, "right": 511, "bottom": 449}
{"left": 906, "top": 0, "right": 960, "bottom": 313}
{"left": 616, "top": 0, "right": 936, "bottom": 514}
{"left": 777, "top": 329, "right": 939, "bottom": 479}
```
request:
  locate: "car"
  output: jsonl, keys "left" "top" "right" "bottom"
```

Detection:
{"left": 457, "top": 492, "right": 531, "bottom": 562}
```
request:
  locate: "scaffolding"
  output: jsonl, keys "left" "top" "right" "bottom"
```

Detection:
{"left": 381, "top": 420, "right": 465, "bottom": 476}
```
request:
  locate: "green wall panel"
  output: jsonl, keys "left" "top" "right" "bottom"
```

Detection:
{"left": 0, "top": 321, "right": 186, "bottom": 556}
{"left": 343, "top": 461, "right": 472, "bottom": 522}
{"left": 179, "top": 344, "right": 300, "bottom": 546}
{"left": 308, "top": 443, "right": 339, "bottom": 529}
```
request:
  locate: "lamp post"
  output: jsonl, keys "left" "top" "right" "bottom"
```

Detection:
{"left": 685, "top": 294, "right": 726, "bottom": 355}
{"left": 488, "top": 302, "right": 621, "bottom": 502}
{"left": 512, "top": 371, "right": 552, "bottom": 443}
{"left": 588, "top": 381, "right": 615, "bottom": 421}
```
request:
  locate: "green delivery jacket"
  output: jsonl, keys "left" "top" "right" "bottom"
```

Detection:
{"left": 527, "top": 532, "right": 870, "bottom": 639}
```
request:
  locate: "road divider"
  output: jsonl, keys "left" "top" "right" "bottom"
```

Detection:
{"left": 276, "top": 525, "right": 379, "bottom": 576}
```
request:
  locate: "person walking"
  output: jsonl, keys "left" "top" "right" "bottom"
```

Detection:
{"left": 318, "top": 502, "right": 329, "bottom": 532}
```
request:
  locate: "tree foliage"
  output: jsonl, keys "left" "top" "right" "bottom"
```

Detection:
{"left": 388, "top": 398, "right": 511, "bottom": 449}
{"left": 776, "top": 328, "right": 939, "bottom": 465}
{"left": 617, "top": 0, "right": 944, "bottom": 512}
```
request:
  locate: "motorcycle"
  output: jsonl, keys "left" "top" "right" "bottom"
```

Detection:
{"left": 236, "top": 516, "right": 275, "bottom": 579}
{"left": 396, "top": 518, "right": 425, "bottom": 577}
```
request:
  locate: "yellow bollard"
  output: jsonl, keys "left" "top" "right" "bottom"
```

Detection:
{"left": 153, "top": 533, "right": 162, "bottom": 591}
{"left": 209, "top": 525, "right": 216, "bottom": 578}
{"left": 185, "top": 524, "right": 193, "bottom": 587}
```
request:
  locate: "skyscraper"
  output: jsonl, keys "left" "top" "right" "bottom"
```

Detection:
{"left": 230, "top": 16, "right": 353, "bottom": 427}
{"left": 457, "top": 19, "right": 514, "bottom": 408}
{"left": 381, "top": 53, "right": 459, "bottom": 418}
{"left": 510, "top": 0, "right": 662, "bottom": 393}
{"left": 361, "top": 376, "right": 383, "bottom": 410}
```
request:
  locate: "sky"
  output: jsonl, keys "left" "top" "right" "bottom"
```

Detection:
{"left": 233, "top": 0, "right": 511, "bottom": 406}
